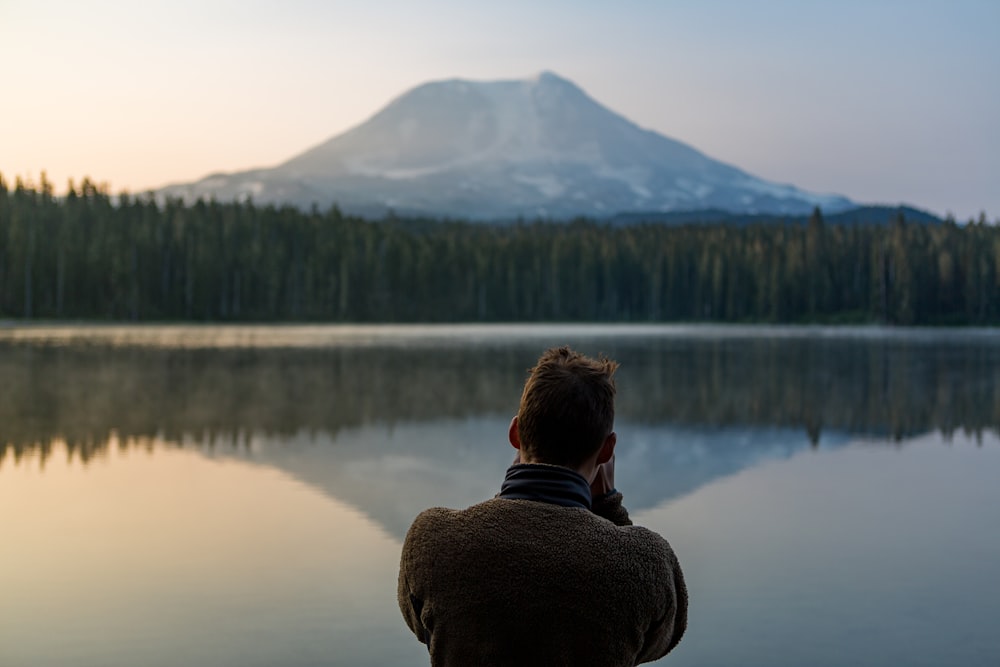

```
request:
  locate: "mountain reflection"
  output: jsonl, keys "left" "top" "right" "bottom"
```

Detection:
{"left": 3, "top": 331, "right": 999, "bottom": 469}
{"left": 208, "top": 420, "right": 850, "bottom": 540}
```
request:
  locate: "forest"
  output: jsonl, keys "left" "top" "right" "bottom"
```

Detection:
{"left": 1, "top": 173, "right": 998, "bottom": 324}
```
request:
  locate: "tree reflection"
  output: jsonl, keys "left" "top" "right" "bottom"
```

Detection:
{"left": 2, "top": 334, "right": 999, "bottom": 468}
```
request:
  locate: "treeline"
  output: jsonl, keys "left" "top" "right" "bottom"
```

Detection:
{"left": 1, "top": 173, "right": 998, "bottom": 323}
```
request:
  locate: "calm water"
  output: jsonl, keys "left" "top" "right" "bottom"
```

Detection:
{"left": 2, "top": 324, "right": 999, "bottom": 667}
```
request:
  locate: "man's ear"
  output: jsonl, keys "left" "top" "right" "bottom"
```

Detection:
{"left": 508, "top": 415, "right": 521, "bottom": 450}
{"left": 596, "top": 432, "right": 616, "bottom": 465}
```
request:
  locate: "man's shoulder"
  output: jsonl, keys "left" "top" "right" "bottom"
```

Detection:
{"left": 408, "top": 498, "right": 499, "bottom": 521}
{"left": 406, "top": 505, "right": 460, "bottom": 534}
{"left": 410, "top": 505, "right": 457, "bottom": 523}
{"left": 410, "top": 498, "right": 661, "bottom": 532}
{"left": 404, "top": 500, "right": 498, "bottom": 534}
{"left": 404, "top": 497, "right": 579, "bottom": 542}
{"left": 406, "top": 499, "right": 674, "bottom": 548}
{"left": 623, "top": 524, "right": 681, "bottom": 563}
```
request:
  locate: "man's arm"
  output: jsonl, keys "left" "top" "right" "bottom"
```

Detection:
{"left": 592, "top": 453, "right": 688, "bottom": 662}
{"left": 590, "top": 454, "right": 633, "bottom": 526}
{"left": 591, "top": 489, "right": 633, "bottom": 526}
{"left": 634, "top": 540, "right": 689, "bottom": 664}
{"left": 397, "top": 519, "right": 431, "bottom": 646}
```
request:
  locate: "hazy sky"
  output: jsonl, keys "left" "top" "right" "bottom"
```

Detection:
{"left": 2, "top": 0, "right": 997, "bottom": 219}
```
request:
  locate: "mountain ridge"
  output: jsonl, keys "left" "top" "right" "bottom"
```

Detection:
{"left": 160, "top": 71, "right": 856, "bottom": 220}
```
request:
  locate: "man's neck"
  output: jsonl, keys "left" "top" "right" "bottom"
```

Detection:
{"left": 518, "top": 456, "right": 597, "bottom": 484}
{"left": 499, "top": 463, "right": 592, "bottom": 509}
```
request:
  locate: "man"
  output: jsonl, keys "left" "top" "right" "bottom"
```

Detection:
{"left": 398, "top": 346, "right": 687, "bottom": 666}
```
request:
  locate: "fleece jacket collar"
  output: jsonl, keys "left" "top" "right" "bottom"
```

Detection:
{"left": 498, "top": 463, "right": 592, "bottom": 510}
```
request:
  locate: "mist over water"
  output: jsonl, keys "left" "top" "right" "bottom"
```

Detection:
{"left": 4, "top": 324, "right": 998, "bottom": 462}
{"left": 2, "top": 324, "right": 998, "bottom": 666}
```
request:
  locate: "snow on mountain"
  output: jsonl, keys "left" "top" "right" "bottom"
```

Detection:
{"left": 159, "top": 71, "right": 854, "bottom": 219}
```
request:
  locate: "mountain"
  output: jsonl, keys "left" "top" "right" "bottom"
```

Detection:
{"left": 159, "top": 71, "right": 855, "bottom": 220}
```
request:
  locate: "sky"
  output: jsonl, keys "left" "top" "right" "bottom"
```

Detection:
{"left": 2, "top": 0, "right": 998, "bottom": 219}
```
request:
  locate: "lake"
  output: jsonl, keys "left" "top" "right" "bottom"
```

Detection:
{"left": 2, "top": 324, "right": 999, "bottom": 667}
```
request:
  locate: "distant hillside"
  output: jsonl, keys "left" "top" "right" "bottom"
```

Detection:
{"left": 159, "top": 71, "right": 855, "bottom": 220}
{"left": 609, "top": 205, "right": 943, "bottom": 226}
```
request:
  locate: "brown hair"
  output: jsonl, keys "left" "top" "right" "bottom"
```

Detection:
{"left": 516, "top": 346, "right": 618, "bottom": 467}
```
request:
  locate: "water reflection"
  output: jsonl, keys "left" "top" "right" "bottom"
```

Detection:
{"left": 204, "top": 420, "right": 850, "bottom": 540}
{"left": 0, "top": 441, "right": 416, "bottom": 667}
{"left": 3, "top": 426, "right": 997, "bottom": 666}
{"left": 3, "top": 326, "right": 999, "bottom": 469}
{"left": 3, "top": 326, "right": 999, "bottom": 667}
{"left": 639, "top": 430, "right": 1000, "bottom": 667}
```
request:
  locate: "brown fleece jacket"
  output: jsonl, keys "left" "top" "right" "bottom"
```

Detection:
{"left": 398, "top": 466, "right": 687, "bottom": 666}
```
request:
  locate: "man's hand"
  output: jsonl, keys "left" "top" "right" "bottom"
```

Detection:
{"left": 590, "top": 453, "right": 616, "bottom": 498}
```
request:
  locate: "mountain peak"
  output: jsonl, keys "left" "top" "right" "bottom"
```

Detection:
{"left": 533, "top": 70, "right": 571, "bottom": 84}
{"left": 161, "top": 73, "right": 855, "bottom": 219}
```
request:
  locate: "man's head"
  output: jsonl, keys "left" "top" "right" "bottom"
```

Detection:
{"left": 510, "top": 346, "right": 618, "bottom": 468}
